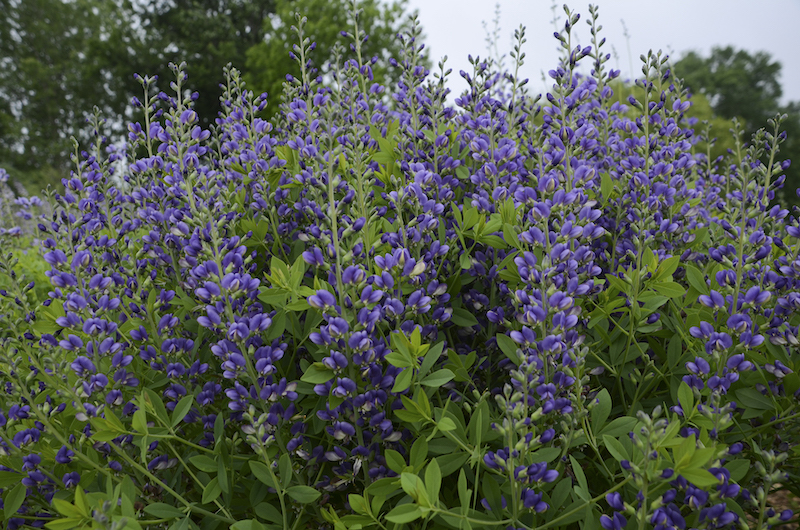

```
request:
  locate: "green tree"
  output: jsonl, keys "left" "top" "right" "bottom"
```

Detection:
{"left": 128, "top": 0, "right": 276, "bottom": 128}
{"left": 0, "top": 0, "right": 134, "bottom": 192}
{"left": 673, "top": 47, "right": 782, "bottom": 134}
{"left": 244, "top": 0, "right": 417, "bottom": 119}
{"left": 673, "top": 46, "right": 800, "bottom": 205}
{"left": 0, "top": 0, "right": 418, "bottom": 194}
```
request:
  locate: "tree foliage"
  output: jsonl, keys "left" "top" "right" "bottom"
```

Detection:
{"left": 0, "top": 0, "right": 416, "bottom": 193}
{"left": 673, "top": 47, "right": 782, "bottom": 134}
{"left": 129, "top": 0, "right": 277, "bottom": 128}
{"left": 244, "top": 0, "right": 417, "bottom": 119}
{"left": 673, "top": 46, "right": 800, "bottom": 204}
{"left": 0, "top": 0, "right": 132, "bottom": 184}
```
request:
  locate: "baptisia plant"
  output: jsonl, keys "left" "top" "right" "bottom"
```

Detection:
{"left": 0, "top": 2, "right": 797, "bottom": 530}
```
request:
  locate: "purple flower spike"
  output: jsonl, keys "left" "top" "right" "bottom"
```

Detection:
{"left": 726, "top": 354, "right": 751, "bottom": 371}
{"left": 600, "top": 512, "right": 627, "bottom": 530}
{"left": 327, "top": 317, "right": 349, "bottom": 337}
{"left": 743, "top": 286, "right": 771, "bottom": 306}
{"left": 308, "top": 290, "right": 337, "bottom": 312}
{"left": 739, "top": 332, "right": 764, "bottom": 349}
{"left": 689, "top": 321, "right": 714, "bottom": 339}
{"left": 520, "top": 489, "right": 548, "bottom": 512}
{"left": 606, "top": 492, "right": 625, "bottom": 511}
{"left": 56, "top": 446, "right": 74, "bottom": 464}
{"left": 62, "top": 471, "right": 81, "bottom": 488}
{"left": 70, "top": 356, "right": 96, "bottom": 376}
{"left": 59, "top": 334, "right": 84, "bottom": 351}
{"left": 686, "top": 357, "right": 711, "bottom": 375}
{"left": 765, "top": 360, "right": 793, "bottom": 378}
{"left": 698, "top": 290, "right": 725, "bottom": 309}
{"left": 22, "top": 454, "right": 41, "bottom": 470}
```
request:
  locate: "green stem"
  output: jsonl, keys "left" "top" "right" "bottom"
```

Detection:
{"left": 111, "top": 441, "right": 236, "bottom": 524}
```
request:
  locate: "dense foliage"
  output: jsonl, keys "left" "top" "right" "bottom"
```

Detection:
{"left": 0, "top": 3, "right": 798, "bottom": 530}
{"left": 0, "top": 0, "right": 417, "bottom": 192}
{"left": 673, "top": 47, "right": 800, "bottom": 207}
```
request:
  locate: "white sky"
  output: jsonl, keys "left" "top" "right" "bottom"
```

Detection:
{"left": 402, "top": 0, "right": 800, "bottom": 106}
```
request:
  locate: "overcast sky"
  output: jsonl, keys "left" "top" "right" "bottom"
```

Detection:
{"left": 402, "top": 0, "right": 800, "bottom": 105}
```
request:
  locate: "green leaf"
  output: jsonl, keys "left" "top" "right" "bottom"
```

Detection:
{"left": 218, "top": 458, "right": 229, "bottom": 495}
{"left": 784, "top": 372, "right": 800, "bottom": 397}
{"left": 418, "top": 341, "right": 445, "bottom": 378}
{"left": 410, "top": 437, "right": 428, "bottom": 469}
{"left": 385, "top": 503, "right": 423, "bottom": 524}
{"left": 395, "top": 407, "right": 424, "bottom": 423}
{"left": 189, "top": 455, "right": 218, "bottom": 473}
{"left": 605, "top": 274, "right": 629, "bottom": 295}
{"left": 286, "top": 486, "right": 321, "bottom": 504}
{"left": 202, "top": 477, "right": 222, "bottom": 504}
{"left": 385, "top": 351, "right": 413, "bottom": 368}
{"left": 457, "top": 469, "right": 470, "bottom": 514}
{"left": 437, "top": 417, "right": 456, "bottom": 431}
{"left": 4, "top": 483, "right": 26, "bottom": 518}
{"left": 469, "top": 401, "right": 491, "bottom": 447}
{"left": 230, "top": 521, "right": 266, "bottom": 530}
{"left": 250, "top": 461, "right": 276, "bottom": 489}
{"left": 450, "top": 307, "right": 478, "bottom": 327}
{"left": 0, "top": 472, "right": 23, "bottom": 489}
{"left": 391, "top": 368, "right": 413, "bottom": 393}
{"left": 144, "top": 502, "right": 185, "bottom": 519}
{"left": 300, "top": 363, "right": 334, "bottom": 384}
{"left": 52, "top": 499, "right": 83, "bottom": 519}
{"left": 144, "top": 387, "right": 170, "bottom": 427}
{"left": 481, "top": 235, "right": 508, "bottom": 249}
{"left": 285, "top": 298, "right": 309, "bottom": 311}
{"left": 677, "top": 381, "right": 694, "bottom": 416}
{"left": 385, "top": 449, "right": 406, "bottom": 473}
{"left": 688, "top": 447, "right": 717, "bottom": 469}
{"left": 349, "top": 494, "right": 370, "bottom": 515}
{"left": 725, "top": 459, "right": 750, "bottom": 482}
{"left": 654, "top": 256, "right": 681, "bottom": 281}
{"left": 569, "top": 455, "right": 588, "bottom": 493}
{"left": 421, "top": 369, "right": 454, "bottom": 387}
{"left": 590, "top": 388, "right": 611, "bottom": 431}
{"left": 171, "top": 394, "right": 195, "bottom": 428}
{"left": 674, "top": 435, "right": 697, "bottom": 468}
{"left": 503, "top": 223, "right": 521, "bottom": 250}
{"left": 680, "top": 468, "right": 720, "bottom": 487}
{"left": 414, "top": 391, "right": 432, "bottom": 418}
{"left": 652, "top": 281, "right": 686, "bottom": 299}
{"left": 254, "top": 502, "right": 283, "bottom": 523}
{"left": 436, "top": 453, "right": 469, "bottom": 477}
{"left": 481, "top": 474, "right": 503, "bottom": 514}
{"left": 549, "top": 478, "right": 572, "bottom": 514}
{"left": 667, "top": 334, "right": 684, "bottom": 368}
{"left": 425, "top": 459, "right": 442, "bottom": 502}
{"left": 530, "top": 447, "right": 561, "bottom": 463}
{"left": 45, "top": 519, "right": 86, "bottom": 530}
{"left": 496, "top": 333, "right": 522, "bottom": 365}
{"left": 401, "top": 473, "right": 427, "bottom": 504}
{"left": 735, "top": 388, "right": 775, "bottom": 410}
{"left": 642, "top": 247, "right": 658, "bottom": 272}
{"left": 599, "top": 416, "right": 637, "bottom": 437}
{"left": 92, "top": 430, "right": 122, "bottom": 442}
{"left": 685, "top": 264, "right": 709, "bottom": 295}
{"left": 132, "top": 408, "right": 148, "bottom": 434}
{"left": 279, "top": 453, "right": 293, "bottom": 490}
{"left": 455, "top": 166, "right": 470, "bottom": 181}
{"left": 602, "top": 435, "right": 629, "bottom": 462}
{"left": 600, "top": 172, "right": 614, "bottom": 201}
